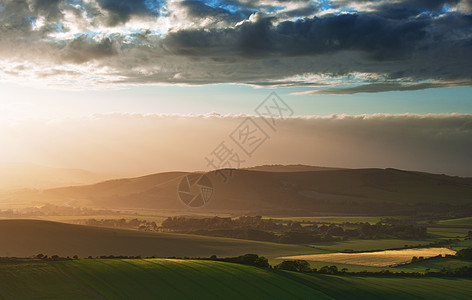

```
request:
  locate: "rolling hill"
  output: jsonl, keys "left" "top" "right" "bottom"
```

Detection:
{"left": 0, "top": 258, "right": 471, "bottom": 299}
{"left": 0, "top": 219, "right": 315, "bottom": 258}
{"left": 7, "top": 166, "right": 472, "bottom": 215}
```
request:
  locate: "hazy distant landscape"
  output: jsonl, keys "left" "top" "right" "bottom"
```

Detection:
{"left": 0, "top": 163, "right": 471, "bottom": 298}
{"left": 2, "top": 0, "right": 472, "bottom": 298}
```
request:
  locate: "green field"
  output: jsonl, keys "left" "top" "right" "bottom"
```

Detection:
{"left": 427, "top": 227, "right": 470, "bottom": 239}
{"left": 391, "top": 257, "right": 472, "bottom": 272}
{"left": 311, "top": 238, "right": 435, "bottom": 252}
{"left": 451, "top": 239, "right": 472, "bottom": 251}
{"left": 0, "top": 219, "right": 319, "bottom": 260}
{"left": 0, "top": 259, "right": 330, "bottom": 299}
{"left": 287, "top": 256, "right": 472, "bottom": 273}
{"left": 438, "top": 217, "right": 472, "bottom": 226}
{"left": 0, "top": 259, "right": 471, "bottom": 299}
{"left": 284, "top": 271, "right": 472, "bottom": 300}
{"left": 264, "top": 216, "right": 387, "bottom": 224}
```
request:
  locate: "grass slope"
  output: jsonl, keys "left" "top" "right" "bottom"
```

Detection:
{"left": 0, "top": 219, "right": 316, "bottom": 258}
{"left": 311, "top": 238, "right": 436, "bottom": 252}
{"left": 1, "top": 259, "right": 471, "bottom": 299}
{"left": 0, "top": 259, "right": 331, "bottom": 299}
{"left": 438, "top": 217, "right": 472, "bottom": 226}
{"left": 283, "top": 271, "right": 472, "bottom": 300}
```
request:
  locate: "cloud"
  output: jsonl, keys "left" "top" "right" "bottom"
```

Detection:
{"left": 0, "top": 0, "right": 471, "bottom": 91}
{"left": 0, "top": 113, "right": 471, "bottom": 176}
{"left": 96, "top": 0, "right": 164, "bottom": 26}
{"left": 179, "top": 0, "right": 252, "bottom": 23}
{"left": 64, "top": 35, "right": 117, "bottom": 63}
{"left": 292, "top": 81, "right": 468, "bottom": 95}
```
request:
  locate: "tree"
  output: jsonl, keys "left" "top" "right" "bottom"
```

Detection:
{"left": 276, "top": 260, "right": 311, "bottom": 272}
{"left": 456, "top": 248, "right": 472, "bottom": 260}
{"left": 319, "top": 265, "right": 338, "bottom": 274}
{"left": 236, "top": 254, "right": 269, "bottom": 268}
{"left": 327, "top": 226, "right": 344, "bottom": 236}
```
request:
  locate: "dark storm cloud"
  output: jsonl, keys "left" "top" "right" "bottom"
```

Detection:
{"left": 0, "top": 0, "right": 471, "bottom": 90}
{"left": 64, "top": 35, "right": 117, "bottom": 63}
{"left": 295, "top": 82, "right": 459, "bottom": 95}
{"left": 373, "top": 0, "right": 460, "bottom": 19}
{"left": 29, "top": 0, "right": 64, "bottom": 20}
{"left": 281, "top": 3, "right": 319, "bottom": 18}
{"left": 96, "top": 0, "right": 164, "bottom": 26}
{"left": 163, "top": 11, "right": 468, "bottom": 61}
{"left": 180, "top": 0, "right": 252, "bottom": 22}
{"left": 162, "top": 12, "right": 472, "bottom": 81}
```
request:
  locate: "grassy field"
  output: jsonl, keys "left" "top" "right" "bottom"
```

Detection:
{"left": 279, "top": 248, "right": 456, "bottom": 267}
{"left": 427, "top": 227, "right": 470, "bottom": 239}
{"left": 277, "top": 255, "right": 472, "bottom": 273}
{"left": 311, "top": 238, "right": 435, "bottom": 252}
{"left": 264, "top": 216, "right": 387, "bottom": 224}
{"left": 0, "top": 259, "right": 471, "bottom": 299}
{"left": 450, "top": 239, "right": 472, "bottom": 251}
{"left": 283, "top": 271, "right": 472, "bottom": 300}
{"left": 438, "top": 217, "right": 472, "bottom": 226}
{"left": 0, "top": 219, "right": 321, "bottom": 260}
{"left": 33, "top": 214, "right": 171, "bottom": 224}
{"left": 391, "top": 257, "right": 472, "bottom": 272}
{"left": 0, "top": 259, "right": 330, "bottom": 299}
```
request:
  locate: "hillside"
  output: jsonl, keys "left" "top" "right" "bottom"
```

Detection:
{"left": 244, "top": 165, "right": 347, "bottom": 172}
{"left": 0, "top": 219, "right": 314, "bottom": 258}
{"left": 19, "top": 166, "right": 472, "bottom": 215}
{"left": 0, "top": 258, "right": 471, "bottom": 299}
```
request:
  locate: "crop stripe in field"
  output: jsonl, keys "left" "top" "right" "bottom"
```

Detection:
{"left": 182, "top": 260, "right": 281, "bottom": 298}
{"left": 187, "top": 260, "right": 321, "bottom": 300}
{"left": 339, "top": 276, "right": 417, "bottom": 299}
{"left": 48, "top": 261, "right": 106, "bottom": 299}
{"left": 272, "top": 271, "right": 359, "bottom": 300}
{"left": 381, "top": 278, "right": 471, "bottom": 300}
{"left": 366, "top": 277, "right": 447, "bottom": 299}
{"left": 166, "top": 260, "right": 260, "bottom": 298}
{"left": 93, "top": 259, "right": 165, "bottom": 298}
{"left": 143, "top": 259, "right": 227, "bottom": 299}
{"left": 117, "top": 259, "right": 190, "bottom": 299}
{"left": 59, "top": 260, "right": 127, "bottom": 299}
{"left": 368, "top": 276, "right": 467, "bottom": 299}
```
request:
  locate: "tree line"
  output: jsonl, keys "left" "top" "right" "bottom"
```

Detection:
{"left": 160, "top": 216, "right": 427, "bottom": 244}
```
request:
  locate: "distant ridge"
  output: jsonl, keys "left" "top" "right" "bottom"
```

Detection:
{"left": 244, "top": 165, "right": 347, "bottom": 172}
{"left": 13, "top": 166, "right": 472, "bottom": 216}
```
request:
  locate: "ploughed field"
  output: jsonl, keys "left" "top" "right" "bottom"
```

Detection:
{"left": 1, "top": 258, "right": 472, "bottom": 299}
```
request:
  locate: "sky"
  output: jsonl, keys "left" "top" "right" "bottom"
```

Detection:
{"left": 0, "top": 0, "right": 471, "bottom": 177}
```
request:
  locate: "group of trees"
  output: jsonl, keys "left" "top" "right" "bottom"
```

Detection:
{"left": 161, "top": 216, "right": 283, "bottom": 231}
{"left": 161, "top": 216, "right": 428, "bottom": 244}
{"left": 456, "top": 248, "right": 472, "bottom": 260}
{"left": 35, "top": 254, "right": 78, "bottom": 260}
{"left": 83, "top": 218, "right": 158, "bottom": 231}
{"left": 206, "top": 254, "right": 270, "bottom": 268}
{"left": 275, "top": 261, "right": 472, "bottom": 277}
